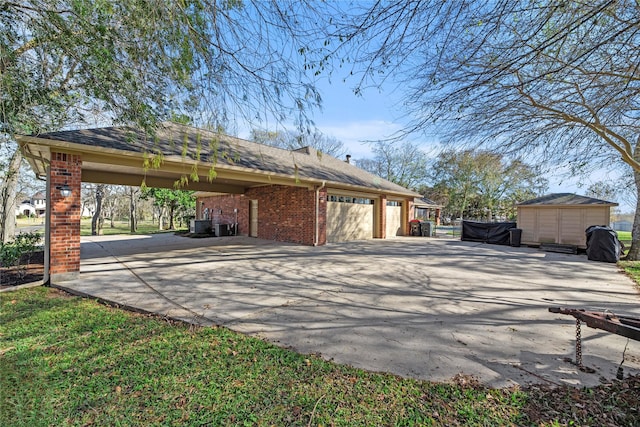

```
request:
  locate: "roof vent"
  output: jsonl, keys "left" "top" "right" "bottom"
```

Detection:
{"left": 292, "top": 146, "right": 311, "bottom": 155}
{"left": 345, "top": 154, "right": 351, "bottom": 163}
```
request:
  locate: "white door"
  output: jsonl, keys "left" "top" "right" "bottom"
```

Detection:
{"left": 249, "top": 200, "right": 258, "bottom": 237}
{"left": 385, "top": 205, "right": 402, "bottom": 237}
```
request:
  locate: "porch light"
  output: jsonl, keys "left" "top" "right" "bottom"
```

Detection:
{"left": 56, "top": 183, "right": 72, "bottom": 197}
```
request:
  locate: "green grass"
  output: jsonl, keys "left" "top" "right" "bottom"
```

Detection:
{"left": 79, "top": 219, "right": 187, "bottom": 236}
{"left": 617, "top": 231, "right": 632, "bottom": 249}
{"left": 620, "top": 259, "right": 640, "bottom": 284}
{"left": 2, "top": 288, "right": 638, "bottom": 426}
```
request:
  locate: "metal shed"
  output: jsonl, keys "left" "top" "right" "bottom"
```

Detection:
{"left": 517, "top": 193, "right": 618, "bottom": 249}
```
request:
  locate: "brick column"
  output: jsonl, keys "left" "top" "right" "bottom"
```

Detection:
{"left": 406, "top": 199, "right": 415, "bottom": 235}
{"left": 316, "top": 186, "right": 327, "bottom": 246}
{"left": 48, "top": 152, "right": 82, "bottom": 282}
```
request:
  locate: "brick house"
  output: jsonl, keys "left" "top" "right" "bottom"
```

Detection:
{"left": 18, "top": 122, "right": 420, "bottom": 282}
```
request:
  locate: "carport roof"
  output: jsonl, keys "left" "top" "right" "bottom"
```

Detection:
{"left": 18, "top": 122, "right": 420, "bottom": 198}
{"left": 518, "top": 193, "right": 618, "bottom": 207}
{"left": 414, "top": 197, "right": 441, "bottom": 208}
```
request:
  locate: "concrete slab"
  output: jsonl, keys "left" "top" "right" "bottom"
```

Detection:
{"left": 59, "top": 233, "right": 640, "bottom": 388}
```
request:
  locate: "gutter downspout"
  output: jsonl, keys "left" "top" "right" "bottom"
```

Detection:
{"left": 314, "top": 180, "right": 326, "bottom": 246}
{"left": 43, "top": 169, "right": 51, "bottom": 285}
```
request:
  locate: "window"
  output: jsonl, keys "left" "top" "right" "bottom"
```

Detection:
{"left": 328, "top": 194, "right": 374, "bottom": 204}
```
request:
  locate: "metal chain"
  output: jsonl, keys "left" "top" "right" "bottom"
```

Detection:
{"left": 575, "top": 318, "right": 583, "bottom": 369}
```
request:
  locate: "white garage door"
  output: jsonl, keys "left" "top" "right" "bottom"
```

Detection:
{"left": 385, "top": 205, "right": 402, "bottom": 237}
{"left": 327, "top": 199, "right": 374, "bottom": 242}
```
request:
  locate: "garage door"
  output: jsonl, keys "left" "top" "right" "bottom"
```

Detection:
{"left": 385, "top": 204, "right": 402, "bottom": 237}
{"left": 326, "top": 197, "right": 374, "bottom": 242}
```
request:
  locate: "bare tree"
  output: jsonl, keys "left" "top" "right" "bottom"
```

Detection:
{"left": 356, "top": 141, "right": 430, "bottom": 190}
{"left": 0, "top": 149, "right": 22, "bottom": 242}
{"left": 586, "top": 181, "right": 621, "bottom": 204}
{"left": 91, "top": 185, "right": 105, "bottom": 236}
{"left": 2, "top": 1, "right": 323, "bottom": 240}
{"left": 251, "top": 129, "right": 347, "bottom": 158}
{"left": 317, "top": 1, "right": 640, "bottom": 258}
{"left": 129, "top": 187, "right": 140, "bottom": 233}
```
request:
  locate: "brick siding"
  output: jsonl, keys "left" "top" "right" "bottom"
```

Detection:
{"left": 49, "top": 152, "right": 82, "bottom": 278}
{"left": 198, "top": 184, "right": 327, "bottom": 246}
{"left": 199, "top": 194, "right": 247, "bottom": 234}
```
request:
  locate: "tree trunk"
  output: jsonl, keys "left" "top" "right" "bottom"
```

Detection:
{"left": 0, "top": 149, "right": 22, "bottom": 243}
{"left": 91, "top": 184, "right": 105, "bottom": 236}
{"left": 169, "top": 202, "right": 176, "bottom": 230}
{"left": 129, "top": 188, "right": 137, "bottom": 232}
{"left": 158, "top": 206, "right": 165, "bottom": 230}
{"left": 624, "top": 170, "right": 640, "bottom": 260}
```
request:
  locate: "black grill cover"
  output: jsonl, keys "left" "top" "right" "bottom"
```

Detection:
{"left": 461, "top": 221, "right": 517, "bottom": 245}
{"left": 586, "top": 225, "right": 624, "bottom": 263}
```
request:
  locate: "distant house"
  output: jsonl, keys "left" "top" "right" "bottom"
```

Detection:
{"left": 32, "top": 191, "right": 46, "bottom": 216}
{"left": 15, "top": 191, "right": 46, "bottom": 217}
{"left": 517, "top": 193, "right": 617, "bottom": 249}
{"left": 413, "top": 197, "right": 442, "bottom": 225}
{"left": 15, "top": 201, "right": 36, "bottom": 217}
{"left": 612, "top": 220, "right": 632, "bottom": 232}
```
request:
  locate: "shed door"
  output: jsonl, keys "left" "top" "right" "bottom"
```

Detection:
{"left": 559, "top": 209, "right": 583, "bottom": 245}
{"left": 249, "top": 200, "right": 258, "bottom": 238}
{"left": 537, "top": 209, "right": 558, "bottom": 243}
{"left": 326, "top": 201, "right": 374, "bottom": 242}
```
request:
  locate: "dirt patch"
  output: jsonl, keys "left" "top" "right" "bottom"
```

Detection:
{"left": 0, "top": 250, "right": 45, "bottom": 288}
{"left": 523, "top": 375, "right": 640, "bottom": 425}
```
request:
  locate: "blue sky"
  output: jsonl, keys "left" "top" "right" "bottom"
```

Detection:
{"left": 311, "top": 77, "right": 407, "bottom": 158}
{"left": 311, "top": 76, "right": 635, "bottom": 213}
{"left": 234, "top": 60, "right": 634, "bottom": 212}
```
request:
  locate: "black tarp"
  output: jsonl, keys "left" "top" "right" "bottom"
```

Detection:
{"left": 586, "top": 225, "right": 624, "bottom": 263}
{"left": 461, "top": 221, "right": 517, "bottom": 245}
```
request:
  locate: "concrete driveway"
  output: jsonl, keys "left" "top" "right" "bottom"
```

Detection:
{"left": 59, "top": 233, "right": 640, "bottom": 388}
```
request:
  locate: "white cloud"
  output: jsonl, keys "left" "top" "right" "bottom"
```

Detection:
{"left": 316, "top": 119, "right": 404, "bottom": 158}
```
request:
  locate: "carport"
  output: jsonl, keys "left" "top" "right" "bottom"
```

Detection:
{"left": 17, "top": 122, "right": 420, "bottom": 283}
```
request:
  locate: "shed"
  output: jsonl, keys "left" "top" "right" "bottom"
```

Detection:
{"left": 517, "top": 193, "right": 618, "bottom": 249}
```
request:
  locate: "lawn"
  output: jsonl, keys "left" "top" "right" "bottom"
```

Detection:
{"left": 79, "top": 219, "right": 188, "bottom": 236}
{"left": 2, "top": 288, "right": 638, "bottom": 426}
{"left": 618, "top": 231, "right": 632, "bottom": 249}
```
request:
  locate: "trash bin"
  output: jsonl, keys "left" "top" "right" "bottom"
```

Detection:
{"left": 409, "top": 219, "right": 421, "bottom": 236}
{"left": 421, "top": 221, "right": 433, "bottom": 237}
{"left": 509, "top": 228, "right": 522, "bottom": 247}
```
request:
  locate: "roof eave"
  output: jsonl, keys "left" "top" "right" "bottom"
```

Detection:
{"left": 18, "top": 135, "right": 419, "bottom": 198}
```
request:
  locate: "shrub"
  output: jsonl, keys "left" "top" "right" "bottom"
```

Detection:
{"left": 0, "top": 232, "right": 43, "bottom": 284}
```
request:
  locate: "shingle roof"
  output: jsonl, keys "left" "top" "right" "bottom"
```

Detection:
{"left": 33, "top": 122, "right": 418, "bottom": 196}
{"left": 414, "top": 197, "right": 441, "bottom": 208}
{"left": 517, "top": 193, "right": 618, "bottom": 206}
